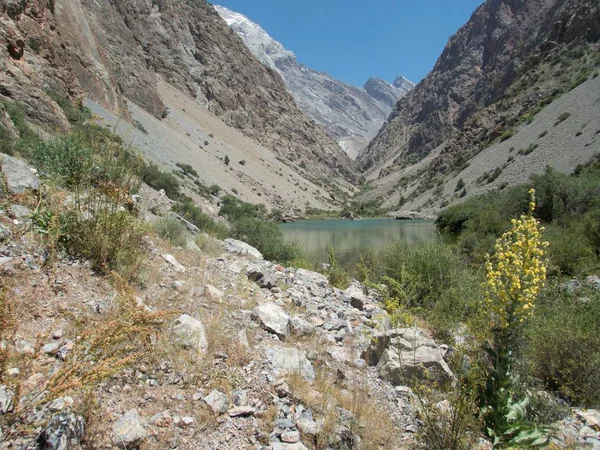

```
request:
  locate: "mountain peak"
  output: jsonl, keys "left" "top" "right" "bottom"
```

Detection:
{"left": 392, "top": 75, "right": 415, "bottom": 93}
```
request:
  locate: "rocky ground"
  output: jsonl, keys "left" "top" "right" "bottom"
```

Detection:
{"left": 1, "top": 155, "right": 599, "bottom": 449}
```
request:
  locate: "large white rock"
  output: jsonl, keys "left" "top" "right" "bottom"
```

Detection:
{"left": 224, "top": 239, "right": 263, "bottom": 259}
{"left": 171, "top": 314, "right": 208, "bottom": 354}
{"left": 294, "top": 269, "right": 328, "bottom": 288}
{"left": 204, "top": 389, "right": 229, "bottom": 414}
{"left": 112, "top": 409, "right": 146, "bottom": 447}
{"left": 253, "top": 303, "right": 290, "bottom": 338}
{"left": 266, "top": 347, "right": 315, "bottom": 381}
{"left": 0, "top": 154, "right": 40, "bottom": 194}
{"left": 363, "top": 328, "right": 454, "bottom": 385}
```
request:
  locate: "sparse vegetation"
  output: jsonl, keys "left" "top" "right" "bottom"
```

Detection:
{"left": 555, "top": 112, "right": 571, "bottom": 126}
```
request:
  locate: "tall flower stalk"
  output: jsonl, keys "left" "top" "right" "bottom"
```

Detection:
{"left": 481, "top": 189, "right": 550, "bottom": 447}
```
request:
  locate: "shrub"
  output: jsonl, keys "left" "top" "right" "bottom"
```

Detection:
{"left": 175, "top": 162, "right": 198, "bottom": 178}
{"left": 455, "top": 178, "right": 465, "bottom": 192}
{"left": 61, "top": 208, "right": 147, "bottom": 280}
{"left": 173, "top": 200, "right": 228, "bottom": 239}
{"left": 326, "top": 247, "right": 350, "bottom": 289}
{"left": 140, "top": 163, "right": 181, "bottom": 200}
{"left": 219, "top": 195, "right": 266, "bottom": 222}
{"left": 224, "top": 155, "right": 230, "bottom": 165}
{"left": 499, "top": 129, "right": 514, "bottom": 142}
{"left": 554, "top": 112, "right": 571, "bottom": 126}
{"left": 239, "top": 159, "right": 246, "bottom": 166}
{"left": 133, "top": 120, "right": 148, "bottom": 134}
{"left": 524, "top": 284, "right": 600, "bottom": 407}
{"left": 46, "top": 89, "right": 91, "bottom": 125}
{"left": 229, "top": 217, "right": 303, "bottom": 264}
{"left": 154, "top": 217, "right": 189, "bottom": 248}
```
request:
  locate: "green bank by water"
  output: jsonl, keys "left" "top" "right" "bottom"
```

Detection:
{"left": 280, "top": 218, "right": 439, "bottom": 267}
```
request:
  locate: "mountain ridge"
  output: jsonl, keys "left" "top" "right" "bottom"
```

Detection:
{"left": 214, "top": 4, "right": 414, "bottom": 158}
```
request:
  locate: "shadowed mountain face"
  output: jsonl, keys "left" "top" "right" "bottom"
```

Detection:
{"left": 1, "top": 0, "right": 360, "bottom": 189}
{"left": 358, "top": 0, "right": 600, "bottom": 176}
{"left": 215, "top": 5, "right": 414, "bottom": 158}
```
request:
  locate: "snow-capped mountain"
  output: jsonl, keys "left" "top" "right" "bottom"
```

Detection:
{"left": 215, "top": 5, "right": 413, "bottom": 158}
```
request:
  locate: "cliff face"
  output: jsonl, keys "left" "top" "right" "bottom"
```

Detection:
{"left": 214, "top": 5, "right": 413, "bottom": 157}
{"left": 1, "top": 0, "right": 359, "bottom": 186}
{"left": 358, "top": 0, "right": 600, "bottom": 176}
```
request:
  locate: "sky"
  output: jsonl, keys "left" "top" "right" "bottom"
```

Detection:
{"left": 214, "top": 0, "right": 484, "bottom": 87}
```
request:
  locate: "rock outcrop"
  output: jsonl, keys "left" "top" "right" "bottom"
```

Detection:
{"left": 1, "top": 0, "right": 359, "bottom": 191}
{"left": 357, "top": 0, "right": 600, "bottom": 202}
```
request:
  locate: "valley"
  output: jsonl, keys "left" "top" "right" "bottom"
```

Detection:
{"left": 0, "top": 0, "right": 599, "bottom": 449}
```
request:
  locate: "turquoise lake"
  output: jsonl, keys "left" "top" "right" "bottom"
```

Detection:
{"left": 280, "top": 218, "right": 439, "bottom": 267}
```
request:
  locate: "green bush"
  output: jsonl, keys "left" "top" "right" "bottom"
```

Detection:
{"left": 219, "top": 195, "right": 267, "bottom": 222}
{"left": 154, "top": 217, "right": 189, "bottom": 248}
{"left": 46, "top": 89, "right": 91, "bottom": 125}
{"left": 173, "top": 200, "right": 228, "bottom": 239}
{"left": 524, "top": 284, "right": 600, "bottom": 407}
{"left": 326, "top": 247, "right": 350, "bottom": 289}
{"left": 141, "top": 163, "right": 181, "bottom": 200}
{"left": 229, "top": 217, "right": 303, "bottom": 264}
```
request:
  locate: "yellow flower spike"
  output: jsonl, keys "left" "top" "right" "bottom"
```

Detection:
{"left": 482, "top": 189, "right": 548, "bottom": 330}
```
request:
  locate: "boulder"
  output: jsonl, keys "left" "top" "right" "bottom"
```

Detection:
{"left": 290, "top": 316, "right": 314, "bottom": 336}
{"left": 112, "top": 409, "right": 146, "bottom": 448}
{"left": 171, "top": 314, "right": 208, "bottom": 354}
{"left": 294, "top": 269, "right": 328, "bottom": 289}
{"left": 38, "top": 412, "right": 85, "bottom": 450}
{"left": 363, "top": 328, "right": 454, "bottom": 385}
{"left": 253, "top": 303, "right": 290, "bottom": 338}
{"left": 0, "top": 154, "right": 40, "bottom": 194}
{"left": 161, "top": 254, "right": 186, "bottom": 272}
{"left": 266, "top": 347, "right": 315, "bottom": 381}
{"left": 224, "top": 239, "right": 263, "bottom": 259}
{"left": 203, "top": 390, "right": 229, "bottom": 414}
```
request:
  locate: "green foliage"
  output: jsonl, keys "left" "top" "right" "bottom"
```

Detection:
{"left": 554, "top": 112, "right": 571, "bottom": 126}
{"left": 326, "top": 247, "right": 350, "bottom": 289}
{"left": 0, "top": 101, "right": 39, "bottom": 156}
{"left": 219, "top": 195, "right": 267, "bottom": 222}
{"left": 437, "top": 163, "right": 600, "bottom": 272}
{"left": 175, "top": 162, "right": 198, "bottom": 178}
{"left": 224, "top": 155, "right": 230, "bottom": 165}
{"left": 31, "top": 127, "right": 147, "bottom": 280}
{"left": 46, "top": 89, "right": 91, "bottom": 125}
{"left": 239, "top": 159, "right": 246, "bottom": 166}
{"left": 140, "top": 163, "right": 181, "bottom": 200}
{"left": 357, "top": 241, "right": 482, "bottom": 335}
{"left": 154, "top": 217, "right": 189, "bottom": 248}
{"left": 133, "top": 120, "right": 148, "bottom": 134}
{"left": 173, "top": 200, "right": 228, "bottom": 239}
{"left": 229, "top": 217, "right": 303, "bottom": 264}
{"left": 524, "top": 284, "right": 600, "bottom": 407}
{"left": 499, "top": 129, "right": 514, "bottom": 142}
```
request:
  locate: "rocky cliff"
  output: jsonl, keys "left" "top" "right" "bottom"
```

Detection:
{"left": 358, "top": 0, "right": 600, "bottom": 176}
{"left": 215, "top": 5, "right": 413, "bottom": 157}
{"left": 1, "top": 0, "right": 359, "bottom": 190}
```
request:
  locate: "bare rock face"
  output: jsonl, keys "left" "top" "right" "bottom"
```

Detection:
{"left": 1, "top": 0, "right": 360, "bottom": 191}
{"left": 215, "top": 5, "right": 413, "bottom": 156}
{"left": 57, "top": 0, "right": 359, "bottom": 186}
{"left": 358, "top": 0, "right": 600, "bottom": 175}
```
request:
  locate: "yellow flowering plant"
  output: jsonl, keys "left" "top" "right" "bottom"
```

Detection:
{"left": 484, "top": 189, "right": 549, "bottom": 331}
{"left": 481, "top": 189, "right": 551, "bottom": 447}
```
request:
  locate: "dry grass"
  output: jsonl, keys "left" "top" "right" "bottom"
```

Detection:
{"left": 287, "top": 369, "right": 398, "bottom": 449}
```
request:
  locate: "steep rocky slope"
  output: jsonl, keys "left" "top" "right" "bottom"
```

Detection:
{"left": 215, "top": 5, "right": 414, "bottom": 157}
{"left": 0, "top": 0, "right": 359, "bottom": 199}
{"left": 357, "top": 0, "right": 600, "bottom": 211}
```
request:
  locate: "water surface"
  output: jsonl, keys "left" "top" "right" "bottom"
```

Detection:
{"left": 280, "top": 218, "right": 438, "bottom": 267}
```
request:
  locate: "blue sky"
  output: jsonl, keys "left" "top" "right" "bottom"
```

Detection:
{"left": 213, "top": 0, "right": 484, "bottom": 86}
